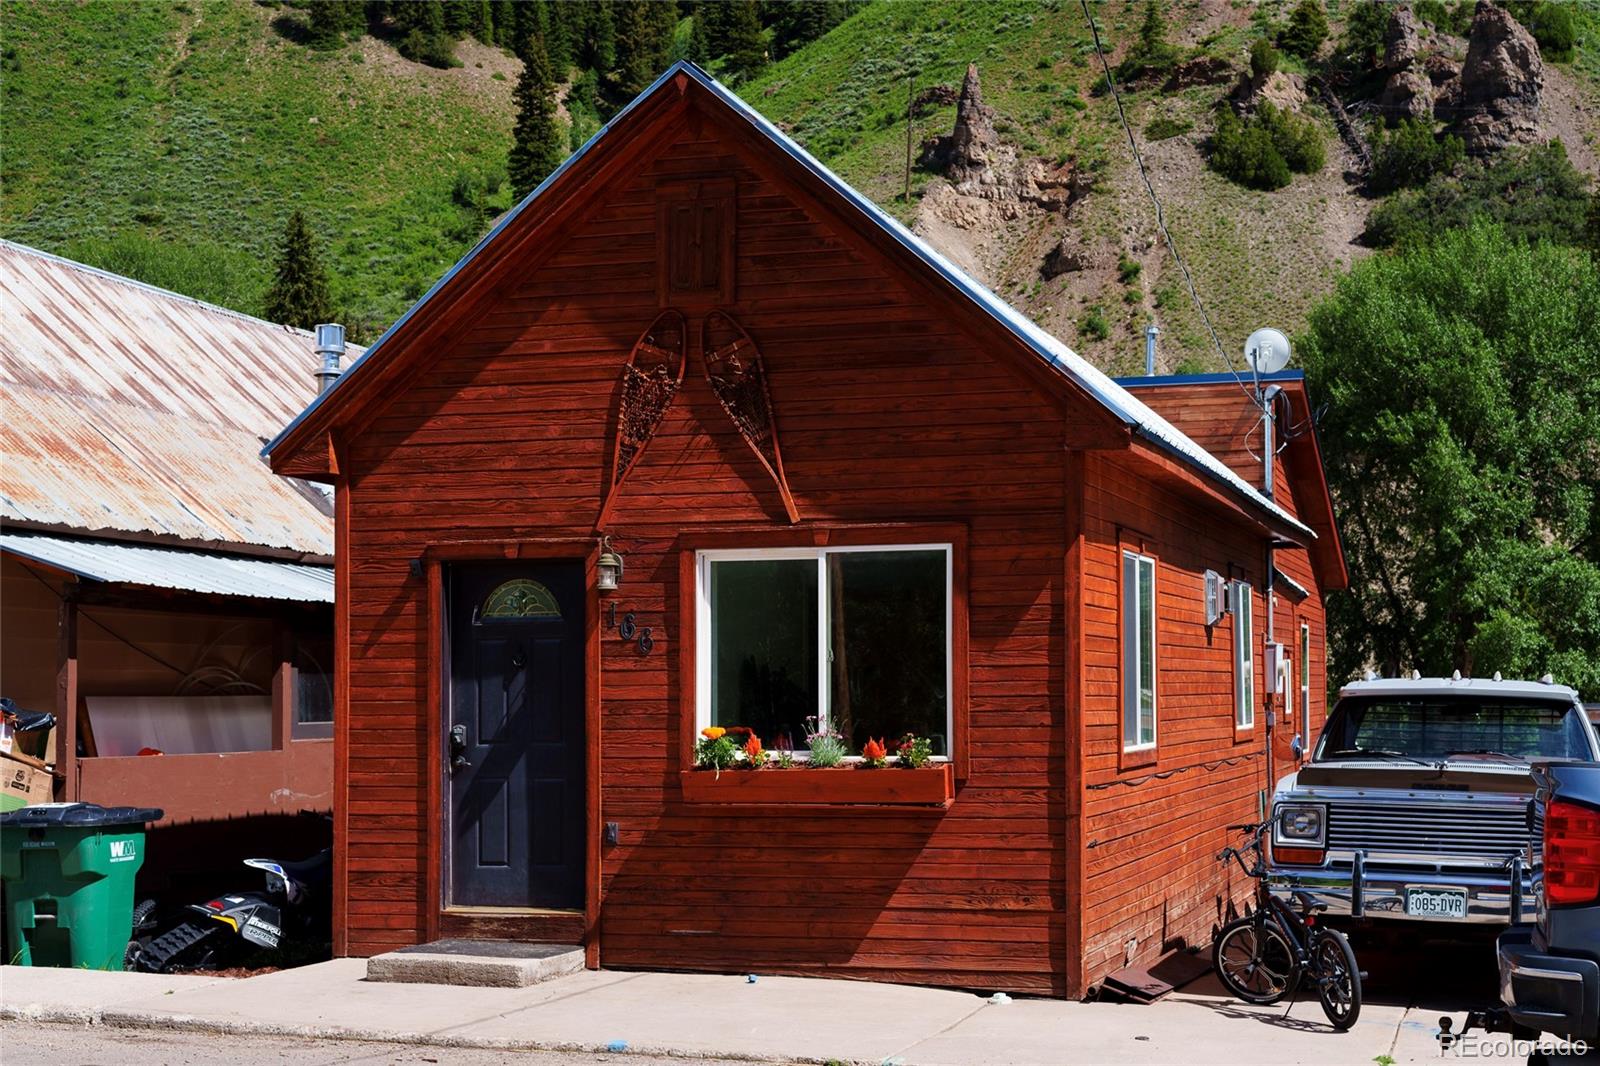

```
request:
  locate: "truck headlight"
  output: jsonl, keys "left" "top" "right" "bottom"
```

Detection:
{"left": 1274, "top": 803, "right": 1326, "bottom": 847}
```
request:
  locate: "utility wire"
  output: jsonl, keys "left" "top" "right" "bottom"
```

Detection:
{"left": 1078, "top": 0, "right": 1263, "bottom": 411}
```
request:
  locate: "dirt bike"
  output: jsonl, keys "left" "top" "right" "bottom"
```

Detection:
{"left": 127, "top": 847, "right": 331, "bottom": 973}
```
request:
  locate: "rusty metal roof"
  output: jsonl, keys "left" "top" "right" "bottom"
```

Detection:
{"left": 1, "top": 240, "right": 357, "bottom": 558}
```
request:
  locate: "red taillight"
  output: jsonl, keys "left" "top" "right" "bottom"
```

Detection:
{"left": 1545, "top": 799, "right": 1600, "bottom": 906}
{"left": 205, "top": 899, "right": 226, "bottom": 911}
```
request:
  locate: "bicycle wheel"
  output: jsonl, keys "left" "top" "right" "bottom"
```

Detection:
{"left": 1213, "top": 916, "right": 1298, "bottom": 1004}
{"left": 1310, "top": 928, "right": 1361, "bottom": 1031}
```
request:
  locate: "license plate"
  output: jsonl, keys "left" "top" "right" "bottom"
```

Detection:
{"left": 1405, "top": 887, "right": 1468, "bottom": 919}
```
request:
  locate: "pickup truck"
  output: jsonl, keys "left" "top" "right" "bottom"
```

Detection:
{"left": 1496, "top": 761, "right": 1600, "bottom": 1048}
{"left": 1266, "top": 675, "right": 1600, "bottom": 927}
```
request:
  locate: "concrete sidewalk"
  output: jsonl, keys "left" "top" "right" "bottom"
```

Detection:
{"left": 0, "top": 960, "right": 1515, "bottom": 1065}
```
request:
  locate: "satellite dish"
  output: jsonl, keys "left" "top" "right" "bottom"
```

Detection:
{"left": 1244, "top": 328, "right": 1291, "bottom": 375}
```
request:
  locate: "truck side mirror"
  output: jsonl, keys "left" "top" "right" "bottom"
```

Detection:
{"left": 1290, "top": 734, "right": 1305, "bottom": 760}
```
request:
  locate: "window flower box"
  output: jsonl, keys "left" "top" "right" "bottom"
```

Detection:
{"left": 678, "top": 763, "right": 954, "bottom": 808}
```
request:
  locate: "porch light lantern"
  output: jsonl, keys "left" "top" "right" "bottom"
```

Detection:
{"left": 597, "top": 536, "right": 624, "bottom": 593}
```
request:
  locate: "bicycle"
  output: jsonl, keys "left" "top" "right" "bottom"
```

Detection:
{"left": 1211, "top": 820, "right": 1363, "bottom": 1031}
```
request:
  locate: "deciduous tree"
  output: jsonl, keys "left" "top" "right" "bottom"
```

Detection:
{"left": 1301, "top": 223, "right": 1600, "bottom": 697}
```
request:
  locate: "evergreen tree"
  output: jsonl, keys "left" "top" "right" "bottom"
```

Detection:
{"left": 645, "top": 0, "right": 679, "bottom": 69}
{"left": 687, "top": 6, "right": 710, "bottom": 63}
{"left": 264, "top": 210, "right": 335, "bottom": 330}
{"left": 765, "top": 0, "right": 847, "bottom": 60}
{"left": 397, "top": 0, "right": 446, "bottom": 36}
{"left": 613, "top": 0, "right": 656, "bottom": 97}
{"left": 723, "top": 0, "right": 766, "bottom": 81}
{"left": 699, "top": 0, "right": 729, "bottom": 58}
{"left": 508, "top": 35, "right": 566, "bottom": 200}
{"left": 614, "top": 0, "right": 677, "bottom": 97}
{"left": 576, "top": 0, "right": 616, "bottom": 73}
{"left": 306, "top": 0, "right": 351, "bottom": 49}
{"left": 491, "top": 0, "right": 514, "bottom": 48}
{"left": 1278, "top": 0, "right": 1328, "bottom": 60}
{"left": 543, "top": 0, "right": 578, "bottom": 73}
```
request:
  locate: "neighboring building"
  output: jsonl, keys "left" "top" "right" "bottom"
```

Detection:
{"left": 265, "top": 64, "right": 1346, "bottom": 996}
{"left": 0, "top": 239, "right": 348, "bottom": 834}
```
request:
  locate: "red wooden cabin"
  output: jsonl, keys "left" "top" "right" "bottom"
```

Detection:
{"left": 266, "top": 64, "right": 1345, "bottom": 997}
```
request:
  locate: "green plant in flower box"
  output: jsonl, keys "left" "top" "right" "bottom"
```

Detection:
{"left": 695, "top": 727, "right": 738, "bottom": 772}
{"left": 897, "top": 733, "right": 934, "bottom": 769}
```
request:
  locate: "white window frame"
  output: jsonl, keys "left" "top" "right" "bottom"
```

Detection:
{"left": 1300, "top": 621, "right": 1312, "bottom": 741}
{"left": 1121, "top": 550, "right": 1157, "bottom": 752}
{"left": 694, "top": 544, "right": 954, "bottom": 758}
{"left": 1233, "top": 581, "right": 1255, "bottom": 729}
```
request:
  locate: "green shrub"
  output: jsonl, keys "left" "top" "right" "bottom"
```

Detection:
{"left": 1144, "top": 116, "right": 1193, "bottom": 140}
{"left": 1250, "top": 38, "right": 1280, "bottom": 79}
{"left": 1369, "top": 119, "right": 1464, "bottom": 192}
{"left": 1115, "top": 1, "right": 1181, "bottom": 82}
{"left": 1365, "top": 141, "right": 1594, "bottom": 248}
{"left": 1519, "top": 2, "right": 1576, "bottom": 62}
{"left": 806, "top": 731, "right": 846, "bottom": 768}
{"left": 1080, "top": 307, "right": 1111, "bottom": 341}
{"left": 64, "top": 232, "right": 258, "bottom": 312}
{"left": 1118, "top": 255, "right": 1142, "bottom": 283}
{"left": 1278, "top": 0, "right": 1328, "bottom": 59}
{"left": 397, "top": 29, "right": 457, "bottom": 69}
{"left": 1341, "top": 1, "right": 1390, "bottom": 66}
{"left": 1413, "top": 0, "right": 1449, "bottom": 27}
{"left": 1210, "top": 103, "right": 1321, "bottom": 190}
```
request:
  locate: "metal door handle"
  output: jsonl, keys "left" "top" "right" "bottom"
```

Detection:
{"left": 449, "top": 724, "right": 470, "bottom": 770}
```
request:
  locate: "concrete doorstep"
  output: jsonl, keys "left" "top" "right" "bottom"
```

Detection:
{"left": 364, "top": 939, "right": 586, "bottom": 988}
{"left": 0, "top": 960, "right": 1528, "bottom": 1065}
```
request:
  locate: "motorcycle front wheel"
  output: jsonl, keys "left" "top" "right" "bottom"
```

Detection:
{"left": 1213, "top": 915, "right": 1299, "bottom": 1004}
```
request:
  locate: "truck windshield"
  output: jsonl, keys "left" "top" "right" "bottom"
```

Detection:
{"left": 1316, "top": 696, "right": 1594, "bottom": 762}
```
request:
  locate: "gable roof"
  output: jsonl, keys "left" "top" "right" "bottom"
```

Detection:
{"left": 264, "top": 62, "right": 1312, "bottom": 543}
{"left": 1, "top": 239, "right": 354, "bottom": 558}
{"left": 1117, "top": 371, "right": 1347, "bottom": 589}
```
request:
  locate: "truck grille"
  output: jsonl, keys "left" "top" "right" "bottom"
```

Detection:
{"left": 1326, "top": 800, "right": 1532, "bottom": 860}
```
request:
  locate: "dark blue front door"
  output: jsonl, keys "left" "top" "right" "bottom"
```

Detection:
{"left": 448, "top": 563, "right": 585, "bottom": 909}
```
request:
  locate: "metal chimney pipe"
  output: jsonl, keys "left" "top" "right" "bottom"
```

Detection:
{"left": 1144, "top": 324, "right": 1160, "bottom": 375}
{"left": 314, "top": 323, "right": 345, "bottom": 395}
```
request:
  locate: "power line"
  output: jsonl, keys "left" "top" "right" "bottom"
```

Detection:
{"left": 1078, "top": 0, "right": 1262, "bottom": 410}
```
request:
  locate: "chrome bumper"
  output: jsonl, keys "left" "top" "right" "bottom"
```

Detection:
{"left": 1267, "top": 851, "right": 1534, "bottom": 924}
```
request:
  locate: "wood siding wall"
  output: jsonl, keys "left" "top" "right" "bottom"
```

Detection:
{"left": 339, "top": 126, "right": 1080, "bottom": 993}
{"left": 1077, "top": 436, "right": 1328, "bottom": 982}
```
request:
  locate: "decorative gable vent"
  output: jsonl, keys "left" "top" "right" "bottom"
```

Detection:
{"left": 657, "top": 179, "right": 735, "bottom": 307}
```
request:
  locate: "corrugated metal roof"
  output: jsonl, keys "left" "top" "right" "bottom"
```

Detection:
{"left": 1, "top": 240, "right": 355, "bottom": 557}
{"left": 1, "top": 531, "right": 333, "bottom": 603}
{"left": 265, "top": 61, "right": 1311, "bottom": 542}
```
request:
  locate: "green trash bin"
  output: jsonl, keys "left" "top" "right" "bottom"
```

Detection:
{"left": 1, "top": 802, "right": 163, "bottom": 970}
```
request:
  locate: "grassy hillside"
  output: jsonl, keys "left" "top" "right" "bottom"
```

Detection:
{"left": 3, "top": 0, "right": 1596, "bottom": 368}
{"left": 1, "top": 0, "right": 519, "bottom": 335}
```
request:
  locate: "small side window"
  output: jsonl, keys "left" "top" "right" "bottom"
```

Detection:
{"left": 1300, "top": 622, "right": 1312, "bottom": 742}
{"left": 1234, "top": 581, "right": 1254, "bottom": 729}
{"left": 1121, "top": 551, "right": 1157, "bottom": 751}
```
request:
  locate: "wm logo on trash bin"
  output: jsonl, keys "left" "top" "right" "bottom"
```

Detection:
{"left": 108, "top": 840, "right": 137, "bottom": 863}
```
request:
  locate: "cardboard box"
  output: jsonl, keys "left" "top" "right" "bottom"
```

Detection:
{"left": 0, "top": 751, "right": 54, "bottom": 811}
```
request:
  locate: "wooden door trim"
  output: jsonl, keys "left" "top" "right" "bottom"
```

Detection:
{"left": 423, "top": 539, "right": 600, "bottom": 958}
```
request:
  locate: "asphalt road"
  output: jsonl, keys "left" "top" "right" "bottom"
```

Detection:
{"left": 0, "top": 1023, "right": 757, "bottom": 1066}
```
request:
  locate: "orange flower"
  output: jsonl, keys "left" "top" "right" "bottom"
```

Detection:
{"left": 862, "top": 737, "right": 886, "bottom": 761}
{"left": 702, "top": 726, "right": 726, "bottom": 740}
{"left": 743, "top": 734, "right": 764, "bottom": 758}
